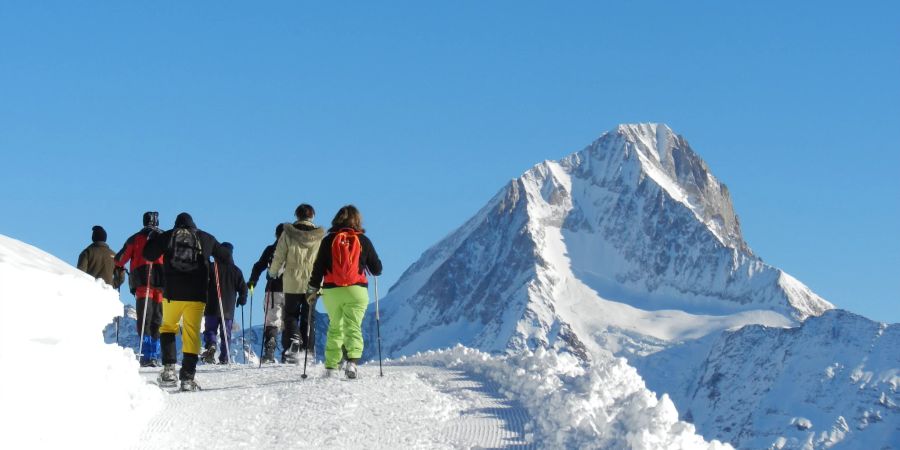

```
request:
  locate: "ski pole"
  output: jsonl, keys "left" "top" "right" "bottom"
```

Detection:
{"left": 213, "top": 261, "right": 232, "bottom": 366}
{"left": 300, "top": 298, "right": 314, "bottom": 380}
{"left": 241, "top": 302, "right": 246, "bottom": 364}
{"left": 258, "top": 290, "right": 269, "bottom": 369}
{"left": 137, "top": 262, "right": 153, "bottom": 359}
{"left": 248, "top": 286, "right": 254, "bottom": 362}
{"left": 375, "top": 276, "right": 383, "bottom": 377}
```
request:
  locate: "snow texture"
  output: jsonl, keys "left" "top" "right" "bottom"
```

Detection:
{"left": 406, "top": 346, "right": 733, "bottom": 449}
{"left": 0, "top": 234, "right": 163, "bottom": 448}
{"left": 637, "top": 309, "right": 900, "bottom": 449}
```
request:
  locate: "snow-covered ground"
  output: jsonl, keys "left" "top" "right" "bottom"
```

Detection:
{"left": 0, "top": 235, "right": 162, "bottom": 448}
{"left": 1, "top": 234, "right": 730, "bottom": 449}
{"left": 136, "top": 347, "right": 731, "bottom": 450}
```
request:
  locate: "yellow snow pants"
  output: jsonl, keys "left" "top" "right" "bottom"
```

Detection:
{"left": 160, "top": 300, "right": 205, "bottom": 355}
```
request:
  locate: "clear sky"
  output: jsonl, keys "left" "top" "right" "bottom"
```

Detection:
{"left": 2, "top": 1, "right": 897, "bottom": 324}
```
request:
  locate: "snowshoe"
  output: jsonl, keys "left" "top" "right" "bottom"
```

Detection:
{"left": 157, "top": 364, "right": 178, "bottom": 387}
{"left": 283, "top": 351, "right": 300, "bottom": 365}
{"left": 345, "top": 361, "right": 358, "bottom": 380}
{"left": 180, "top": 379, "right": 201, "bottom": 392}
{"left": 200, "top": 345, "right": 217, "bottom": 364}
{"left": 140, "top": 359, "right": 160, "bottom": 368}
{"left": 324, "top": 368, "right": 338, "bottom": 378}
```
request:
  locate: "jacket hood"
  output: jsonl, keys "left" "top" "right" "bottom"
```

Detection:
{"left": 283, "top": 221, "right": 325, "bottom": 248}
{"left": 219, "top": 243, "right": 233, "bottom": 259}
{"left": 175, "top": 212, "right": 196, "bottom": 229}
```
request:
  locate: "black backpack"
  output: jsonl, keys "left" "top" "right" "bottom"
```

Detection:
{"left": 169, "top": 228, "right": 203, "bottom": 272}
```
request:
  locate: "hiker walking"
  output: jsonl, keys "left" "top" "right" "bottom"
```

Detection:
{"left": 201, "top": 242, "right": 248, "bottom": 365}
{"left": 307, "top": 205, "right": 382, "bottom": 379}
{"left": 143, "top": 212, "right": 232, "bottom": 391}
{"left": 114, "top": 212, "right": 166, "bottom": 367}
{"left": 77, "top": 225, "right": 116, "bottom": 287}
{"left": 248, "top": 224, "right": 286, "bottom": 364}
{"left": 267, "top": 204, "right": 325, "bottom": 364}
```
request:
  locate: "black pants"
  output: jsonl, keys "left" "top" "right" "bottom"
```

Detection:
{"left": 135, "top": 297, "right": 162, "bottom": 339}
{"left": 283, "top": 293, "right": 315, "bottom": 353}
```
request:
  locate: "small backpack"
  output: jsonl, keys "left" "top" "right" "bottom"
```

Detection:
{"left": 328, "top": 229, "right": 367, "bottom": 286}
{"left": 169, "top": 228, "right": 203, "bottom": 272}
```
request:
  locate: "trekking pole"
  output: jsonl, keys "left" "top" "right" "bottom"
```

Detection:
{"left": 213, "top": 261, "right": 232, "bottom": 366}
{"left": 300, "top": 298, "right": 314, "bottom": 380}
{"left": 115, "top": 285, "right": 120, "bottom": 346}
{"left": 137, "top": 263, "right": 153, "bottom": 360}
{"left": 258, "top": 290, "right": 269, "bottom": 369}
{"left": 375, "top": 276, "right": 383, "bottom": 377}
{"left": 241, "top": 303, "right": 246, "bottom": 364}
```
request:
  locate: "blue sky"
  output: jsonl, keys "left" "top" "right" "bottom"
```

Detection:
{"left": 2, "top": 1, "right": 897, "bottom": 324}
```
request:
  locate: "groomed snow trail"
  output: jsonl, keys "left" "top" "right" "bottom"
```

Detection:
{"left": 136, "top": 362, "right": 535, "bottom": 449}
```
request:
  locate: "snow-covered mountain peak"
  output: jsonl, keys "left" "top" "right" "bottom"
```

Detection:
{"left": 556, "top": 123, "right": 746, "bottom": 252}
{"left": 379, "top": 123, "right": 831, "bottom": 362}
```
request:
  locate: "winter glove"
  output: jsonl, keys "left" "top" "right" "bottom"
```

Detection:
{"left": 238, "top": 297, "right": 247, "bottom": 306}
{"left": 247, "top": 280, "right": 256, "bottom": 290}
{"left": 112, "top": 267, "right": 126, "bottom": 289}
{"left": 305, "top": 286, "right": 319, "bottom": 304}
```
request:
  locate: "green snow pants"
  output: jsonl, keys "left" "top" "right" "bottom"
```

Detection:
{"left": 322, "top": 285, "right": 369, "bottom": 369}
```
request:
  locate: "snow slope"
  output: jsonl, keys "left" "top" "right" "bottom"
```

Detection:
{"left": 637, "top": 309, "right": 899, "bottom": 450}
{"left": 136, "top": 347, "right": 731, "bottom": 450}
{"left": 0, "top": 234, "right": 162, "bottom": 448}
{"left": 376, "top": 123, "right": 831, "bottom": 362}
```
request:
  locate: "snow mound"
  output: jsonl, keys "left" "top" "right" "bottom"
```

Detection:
{"left": 0, "top": 235, "right": 162, "bottom": 448}
{"left": 402, "top": 346, "right": 733, "bottom": 449}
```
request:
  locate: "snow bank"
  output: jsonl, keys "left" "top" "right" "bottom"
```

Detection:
{"left": 401, "top": 345, "right": 733, "bottom": 449}
{"left": 0, "top": 235, "right": 162, "bottom": 448}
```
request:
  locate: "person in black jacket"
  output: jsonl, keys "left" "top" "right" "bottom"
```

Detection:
{"left": 307, "top": 205, "right": 382, "bottom": 379}
{"left": 247, "top": 224, "right": 285, "bottom": 364}
{"left": 143, "top": 212, "right": 231, "bottom": 391}
{"left": 201, "top": 242, "right": 248, "bottom": 364}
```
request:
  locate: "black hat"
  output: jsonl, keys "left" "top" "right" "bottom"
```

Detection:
{"left": 91, "top": 225, "right": 107, "bottom": 243}
{"left": 143, "top": 211, "right": 159, "bottom": 227}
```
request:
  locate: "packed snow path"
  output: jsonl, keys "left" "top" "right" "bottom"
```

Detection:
{"left": 136, "top": 361, "right": 535, "bottom": 449}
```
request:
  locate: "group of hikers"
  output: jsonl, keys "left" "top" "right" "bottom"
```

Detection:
{"left": 77, "top": 204, "right": 383, "bottom": 391}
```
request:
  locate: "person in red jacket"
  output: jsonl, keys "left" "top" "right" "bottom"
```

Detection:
{"left": 115, "top": 212, "right": 165, "bottom": 367}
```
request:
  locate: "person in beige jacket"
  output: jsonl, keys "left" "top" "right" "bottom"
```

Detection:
{"left": 268, "top": 204, "right": 325, "bottom": 363}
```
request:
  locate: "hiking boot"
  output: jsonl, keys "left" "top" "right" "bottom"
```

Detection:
{"left": 201, "top": 345, "right": 217, "bottom": 364}
{"left": 283, "top": 341, "right": 301, "bottom": 364}
{"left": 337, "top": 345, "right": 352, "bottom": 370}
{"left": 180, "top": 379, "right": 200, "bottom": 392}
{"left": 141, "top": 359, "right": 161, "bottom": 368}
{"left": 261, "top": 346, "right": 276, "bottom": 364}
{"left": 324, "top": 368, "right": 337, "bottom": 378}
{"left": 158, "top": 364, "right": 177, "bottom": 386}
{"left": 345, "top": 361, "right": 358, "bottom": 379}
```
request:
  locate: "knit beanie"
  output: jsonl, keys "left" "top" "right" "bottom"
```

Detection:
{"left": 91, "top": 225, "right": 107, "bottom": 243}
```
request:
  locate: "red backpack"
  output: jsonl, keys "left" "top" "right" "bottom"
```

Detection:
{"left": 326, "top": 229, "right": 368, "bottom": 286}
